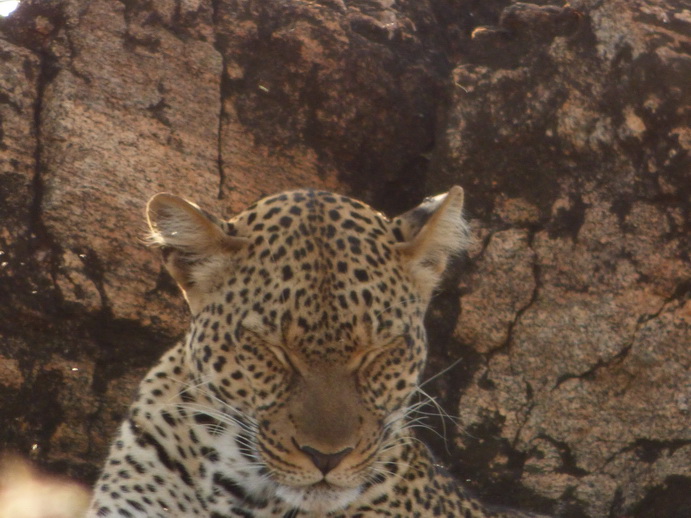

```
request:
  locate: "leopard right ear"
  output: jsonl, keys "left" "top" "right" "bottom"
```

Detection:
{"left": 392, "top": 186, "right": 470, "bottom": 300}
{"left": 146, "top": 193, "right": 248, "bottom": 293}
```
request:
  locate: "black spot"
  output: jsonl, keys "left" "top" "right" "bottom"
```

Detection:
{"left": 282, "top": 265, "right": 293, "bottom": 281}
{"left": 131, "top": 423, "right": 193, "bottom": 487}
{"left": 350, "top": 211, "right": 372, "bottom": 224}
{"left": 366, "top": 255, "right": 379, "bottom": 268}
{"left": 201, "top": 446, "right": 220, "bottom": 462}
{"left": 372, "top": 493, "right": 388, "bottom": 505}
{"left": 342, "top": 219, "right": 365, "bottom": 232}
{"left": 213, "top": 472, "right": 249, "bottom": 501}
{"left": 273, "top": 246, "right": 287, "bottom": 260}
{"left": 213, "top": 356, "right": 227, "bottom": 373}
{"left": 392, "top": 227, "right": 404, "bottom": 242}
{"left": 362, "top": 289, "right": 372, "bottom": 306}
{"left": 354, "top": 269, "right": 369, "bottom": 282}
{"left": 337, "top": 262, "right": 348, "bottom": 273}
{"left": 160, "top": 411, "right": 176, "bottom": 427}
{"left": 279, "top": 216, "right": 293, "bottom": 228}
{"left": 297, "top": 317, "right": 309, "bottom": 331}
{"left": 192, "top": 412, "right": 219, "bottom": 429}
{"left": 125, "top": 500, "right": 144, "bottom": 512}
{"left": 266, "top": 194, "right": 289, "bottom": 205}
{"left": 348, "top": 236, "right": 362, "bottom": 254}
{"left": 263, "top": 207, "right": 281, "bottom": 219}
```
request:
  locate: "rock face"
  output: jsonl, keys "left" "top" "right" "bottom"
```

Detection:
{"left": 0, "top": 1, "right": 688, "bottom": 517}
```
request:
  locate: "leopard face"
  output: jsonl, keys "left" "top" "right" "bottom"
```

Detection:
{"left": 146, "top": 188, "right": 468, "bottom": 514}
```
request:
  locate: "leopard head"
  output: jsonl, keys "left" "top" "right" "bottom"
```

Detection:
{"left": 146, "top": 188, "right": 468, "bottom": 513}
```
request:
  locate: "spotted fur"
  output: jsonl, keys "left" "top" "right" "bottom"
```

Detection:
{"left": 87, "top": 188, "right": 546, "bottom": 518}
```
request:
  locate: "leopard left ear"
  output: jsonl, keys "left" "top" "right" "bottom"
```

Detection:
{"left": 146, "top": 193, "right": 249, "bottom": 308}
{"left": 393, "top": 186, "right": 469, "bottom": 299}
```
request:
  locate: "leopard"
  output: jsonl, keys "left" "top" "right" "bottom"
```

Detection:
{"left": 87, "top": 187, "right": 547, "bottom": 518}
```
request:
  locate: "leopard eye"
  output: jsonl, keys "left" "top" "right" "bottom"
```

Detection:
{"left": 265, "top": 344, "right": 300, "bottom": 374}
{"left": 349, "top": 336, "right": 407, "bottom": 374}
{"left": 238, "top": 324, "right": 300, "bottom": 375}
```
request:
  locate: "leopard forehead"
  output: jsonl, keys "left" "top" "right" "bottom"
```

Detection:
{"left": 205, "top": 190, "right": 422, "bottom": 360}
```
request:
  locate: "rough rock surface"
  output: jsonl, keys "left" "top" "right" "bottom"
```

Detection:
{"left": 0, "top": 1, "right": 688, "bottom": 517}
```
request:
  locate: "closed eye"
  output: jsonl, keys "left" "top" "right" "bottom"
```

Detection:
{"left": 239, "top": 323, "right": 303, "bottom": 375}
{"left": 347, "top": 336, "right": 408, "bottom": 374}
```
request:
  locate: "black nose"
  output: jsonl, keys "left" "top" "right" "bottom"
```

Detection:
{"left": 299, "top": 444, "right": 353, "bottom": 475}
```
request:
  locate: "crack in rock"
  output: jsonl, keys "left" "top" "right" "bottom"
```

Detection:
{"left": 486, "top": 227, "right": 541, "bottom": 359}
{"left": 552, "top": 285, "right": 683, "bottom": 390}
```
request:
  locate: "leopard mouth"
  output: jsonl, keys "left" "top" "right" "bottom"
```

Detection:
{"left": 274, "top": 481, "right": 362, "bottom": 513}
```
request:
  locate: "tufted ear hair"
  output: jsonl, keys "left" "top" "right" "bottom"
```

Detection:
{"left": 393, "top": 186, "right": 469, "bottom": 300}
{"left": 146, "top": 193, "right": 248, "bottom": 296}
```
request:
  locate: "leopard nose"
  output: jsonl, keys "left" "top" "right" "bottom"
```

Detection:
{"left": 299, "top": 444, "right": 353, "bottom": 475}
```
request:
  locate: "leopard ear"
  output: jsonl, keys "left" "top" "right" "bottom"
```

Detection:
{"left": 393, "top": 186, "right": 469, "bottom": 299}
{"left": 146, "top": 193, "right": 248, "bottom": 294}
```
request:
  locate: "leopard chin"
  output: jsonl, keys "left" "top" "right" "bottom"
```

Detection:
{"left": 274, "top": 482, "right": 361, "bottom": 514}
